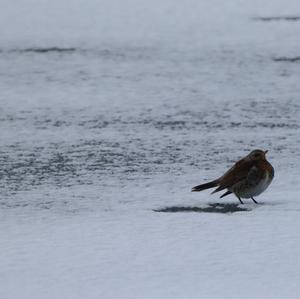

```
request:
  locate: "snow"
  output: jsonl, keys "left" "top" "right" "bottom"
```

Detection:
{"left": 1, "top": 0, "right": 300, "bottom": 298}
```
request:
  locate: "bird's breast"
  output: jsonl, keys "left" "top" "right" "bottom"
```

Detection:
{"left": 238, "top": 171, "right": 273, "bottom": 198}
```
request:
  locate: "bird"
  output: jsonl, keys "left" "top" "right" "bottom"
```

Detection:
{"left": 191, "top": 149, "right": 274, "bottom": 204}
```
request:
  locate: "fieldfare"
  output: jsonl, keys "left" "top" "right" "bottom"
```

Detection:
{"left": 192, "top": 149, "right": 274, "bottom": 204}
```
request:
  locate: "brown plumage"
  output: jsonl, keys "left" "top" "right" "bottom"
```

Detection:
{"left": 192, "top": 149, "right": 274, "bottom": 204}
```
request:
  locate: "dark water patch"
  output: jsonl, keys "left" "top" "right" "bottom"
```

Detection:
{"left": 0, "top": 98, "right": 299, "bottom": 194}
{"left": 273, "top": 56, "right": 300, "bottom": 62}
{"left": 0, "top": 139, "right": 185, "bottom": 192}
{"left": 2, "top": 101, "right": 299, "bottom": 133}
{"left": 154, "top": 203, "right": 249, "bottom": 214}
{"left": 0, "top": 202, "right": 30, "bottom": 209}
{"left": 246, "top": 122, "right": 300, "bottom": 129}
{"left": 254, "top": 16, "right": 300, "bottom": 22}
{"left": 0, "top": 46, "right": 157, "bottom": 62}
{"left": 10, "top": 47, "right": 78, "bottom": 54}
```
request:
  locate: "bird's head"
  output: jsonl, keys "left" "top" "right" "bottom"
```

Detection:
{"left": 248, "top": 149, "right": 268, "bottom": 161}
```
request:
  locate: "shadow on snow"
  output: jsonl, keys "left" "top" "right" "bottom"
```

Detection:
{"left": 154, "top": 203, "right": 250, "bottom": 214}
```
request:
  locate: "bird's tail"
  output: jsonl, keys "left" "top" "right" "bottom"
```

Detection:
{"left": 191, "top": 180, "right": 219, "bottom": 192}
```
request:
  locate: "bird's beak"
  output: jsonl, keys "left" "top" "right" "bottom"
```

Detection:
{"left": 264, "top": 150, "right": 268, "bottom": 155}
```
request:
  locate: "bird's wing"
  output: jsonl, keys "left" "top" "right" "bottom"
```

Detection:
{"left": 246, "top": 163, "right": 266, "bottom": 187}
{"left": 212, "top": 158, "right": 253, "bottom": 193}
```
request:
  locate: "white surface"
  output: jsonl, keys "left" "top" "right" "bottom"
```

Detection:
{"left": 0, "top": 0, "right": 300, "bottom": 298}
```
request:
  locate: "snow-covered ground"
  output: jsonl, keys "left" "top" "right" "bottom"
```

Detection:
{"left": 0, "top": 0, "right": 300, "bottom": 298}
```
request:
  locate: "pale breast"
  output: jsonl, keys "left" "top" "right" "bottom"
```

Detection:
{"left": 238, "top": 172, "right": 273, "bottom": 198}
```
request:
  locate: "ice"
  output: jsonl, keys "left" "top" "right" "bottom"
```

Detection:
{"left": 1, "top": 0, "right": 300, "bottom": 298}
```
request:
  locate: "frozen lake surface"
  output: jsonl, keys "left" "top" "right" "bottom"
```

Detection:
{"left": 1, "top": 0, "right": 300, "bottom": 298}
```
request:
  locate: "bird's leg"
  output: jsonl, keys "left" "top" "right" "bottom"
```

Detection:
{"left": 251, "top": 197, "right": 258, "bottom": 204}
{"left": 235, "top": 195, "right": 244, "bottom": 204}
